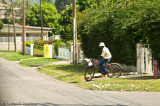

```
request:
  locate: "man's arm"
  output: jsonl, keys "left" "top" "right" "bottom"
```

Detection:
{"left": 94, "top": 56, "right": 102, "bottom": 65}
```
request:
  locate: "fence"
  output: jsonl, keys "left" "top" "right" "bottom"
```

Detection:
{"left": 57, "top": 47, "right": 71, "bottom": 60}
{"left": 56, "top": 43, "right": 85, "bottom": 63}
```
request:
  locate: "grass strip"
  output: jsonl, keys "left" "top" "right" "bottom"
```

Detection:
{"left": 20, "top": 58, "right": 60, "bottom": 67}
{"left": 39, "top": 64, "right": 160, "bottom": 92}
{"left": 39, "top": 64, "right": 85, "bottom": 83}
{"left": 0, "top": 52, "right": 33, "bottom": 61}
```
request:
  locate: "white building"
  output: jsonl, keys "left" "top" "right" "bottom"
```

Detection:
{"left": 0, "top": 24, "right": 52, "bottom": 51}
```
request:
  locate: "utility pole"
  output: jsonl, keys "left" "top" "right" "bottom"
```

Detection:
{"left": 72, "top": 0, "right": 78, "bottom": 65}
{"left": 23, "top": 0, "right": 26, "bottom": 55}
{"left": 8, "top": 22, "right": 10, "bottom": 51}
{"left": 40, "top": 0, "right": 43, "bottom": 40}
{"left": 11, "top": 0, "right": 17, "bottom": 52}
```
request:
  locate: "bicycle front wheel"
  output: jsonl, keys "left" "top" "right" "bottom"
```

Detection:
{"left": 84, "top": 67, "right": 95, "bottom": 81}
{"left": 106, "top": 63, "right": 122, "bottom": 78}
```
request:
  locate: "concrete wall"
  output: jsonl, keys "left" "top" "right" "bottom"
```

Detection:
{"left": 137, "top": 43, "right": 153, "bottom": 74}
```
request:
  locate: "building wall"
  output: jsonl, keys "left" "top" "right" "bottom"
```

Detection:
{"left": 0, "top": 34, "right": 14, "bottom": 42}
{"left": 0, "top": 42, "right": 22, "bottom": 51}
{"left": 26, "top": 33, "right": 46, "bottom": 41}
{"left": 0, "top": 33, "right": 46, "bottom": 51}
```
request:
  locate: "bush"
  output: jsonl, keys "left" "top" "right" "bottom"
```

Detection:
{"left": 33, "top": 44, "right": 44, "bottom": 57}
{"left": 34, "top": 39, "right": 53, "bottom": 46}
{"left": 0, "top": 20, "right": 3, "bottom": 30}
{"left": 26, "top": 41, "right": 34, "bottom": 47}
{"left": 33, "top": 39, "right": 53, "bottom": 57}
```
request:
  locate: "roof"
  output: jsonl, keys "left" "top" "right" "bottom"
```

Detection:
{"left": 0, "top": 24, "right": 52, "bottom": 34}
{"left": 5, "top": 24, "right": 52, "bottom": 30}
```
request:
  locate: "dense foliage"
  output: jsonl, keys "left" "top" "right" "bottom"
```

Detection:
{"left": 26, "top": 2, "right": 62, "bottom": 36}
{"left": 0, "top": 20, "right": 3, "bottom": 30}
{"left": 58, "top": 0, "right": 108, "bottom": 40}
{"left": 78, "top": 1, "right": 160, "bottom": 66}
{"left": 34, "top": 39, "right": 52, "bottom": 46}
{"left": 26, "top": 41, "right": 34, "bottom": 47}
{"left": 58, "top": 6, "right": 73, "bottom": 40}
{"left": 55, "top": 0, "right": 72, "bottom": 13}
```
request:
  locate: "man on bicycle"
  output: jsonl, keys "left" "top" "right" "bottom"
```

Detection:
{"left": 97, "top": 42, "right": 112, "bottom": 75}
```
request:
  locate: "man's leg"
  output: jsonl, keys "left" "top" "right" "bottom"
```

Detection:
{"left": 99, "top": 58, "right": 109, "bottom": 73}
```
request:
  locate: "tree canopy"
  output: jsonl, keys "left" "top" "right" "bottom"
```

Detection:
{"left": 78, "top": 0, "right": 160, "bottom": 66}
{"left": 58, "top": 6, "right": 73, "bottom": 40}
{"left": 55, "top": 0, "right": 72, "bottom": 13}
{"left": 26, "top": 2, "right": 62, "bottom": 36}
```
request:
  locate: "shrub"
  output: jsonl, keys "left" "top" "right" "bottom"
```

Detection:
{"left": 34, "top": 39, "right": 53, "bottom": 46}
{"left": 26, "top": 41, "right": 34, "bottom": 47}
{"left": 53, "top": 40, "right": 71, "bottom": 56}
{"left": 33, "top": 44, "right": 44, "bottom": 57}
{"left": 0, "top": 20, "right": 3, "bottom": 30}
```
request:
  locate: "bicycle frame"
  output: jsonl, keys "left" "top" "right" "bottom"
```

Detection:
{"left": 90, "top": 62, "right": 114, "bottom": 74}
{"left": 84, "top": 59, "right": 122, "bottom": 81}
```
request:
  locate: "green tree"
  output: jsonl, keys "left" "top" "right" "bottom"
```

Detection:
{"left": 77, "top": 0, "right": 102, "bottom": 11}
{"left": 58, "top": 0, "right": 106, "bottom": 40}
{"left": 26, "top": 2, "right": 62, "bottom": 36}
{"left": 55, "top": 0, "right": 72, "bottom": 13}
{"left": 0, "top": 20, "right": 4, "bottom": 30}
{"left": 43, "top": 0, "right": 54, "bottom": 3}
{"left": 58, "top": 6, "right": 73, "bottom": 40}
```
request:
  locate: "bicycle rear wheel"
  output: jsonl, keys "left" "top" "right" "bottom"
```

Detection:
{"left": 106, "top": 63, "right": 122, "bottom": 78}
{"left": 84, "top": 67, "right": 95, "bottom": 81}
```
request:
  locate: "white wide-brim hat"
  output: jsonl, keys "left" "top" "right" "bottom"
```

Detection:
{"left": 99, "top": 42, "right": 105, "bottom": 47}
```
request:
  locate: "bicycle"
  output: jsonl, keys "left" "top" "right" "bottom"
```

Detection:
{"left": 84, "top": 59, "right": 122, "bottom": 81}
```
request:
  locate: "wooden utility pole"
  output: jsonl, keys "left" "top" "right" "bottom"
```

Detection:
{"left": 11, "top": 0, "right": 17, "bottom": 52}
{"left": 72, "top": 0, "right": 78, "bottom": 65}
{"left": 40, "top": 0, "right": 43, "bottom": 39}
{"left": 8, "top": 23, "right": 10, "bottom": 51}
{"left": 23, "top": 0, "right": 26, "bottom": 55}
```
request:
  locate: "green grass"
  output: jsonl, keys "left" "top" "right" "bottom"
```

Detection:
{"left": 39, "top": 65, "right": 160, "bottom": 92}
{"left": 0, "top": 52, "right": 33, "bottom": 61}
{"left": 79, "top": 78, "right": 160, "bottom": 92}
{"left": 20, "top": 58, "right": 60, "bottom": 67}
{"left": 0, "top": 52, "right": 60, "bottom": 67}
{"left": 39, "top": 64, "right": 85, "bottom": 83}
{"left": 0, "top": 50, "right": 15, "bottom": 52}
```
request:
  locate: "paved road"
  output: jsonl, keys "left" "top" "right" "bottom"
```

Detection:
{"left": 0, "top": 57, "right": 160, "bottom": 106}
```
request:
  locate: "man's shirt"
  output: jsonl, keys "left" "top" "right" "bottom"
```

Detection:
{"left": 101, "top": 47, "right": 112, "bottom": 59}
